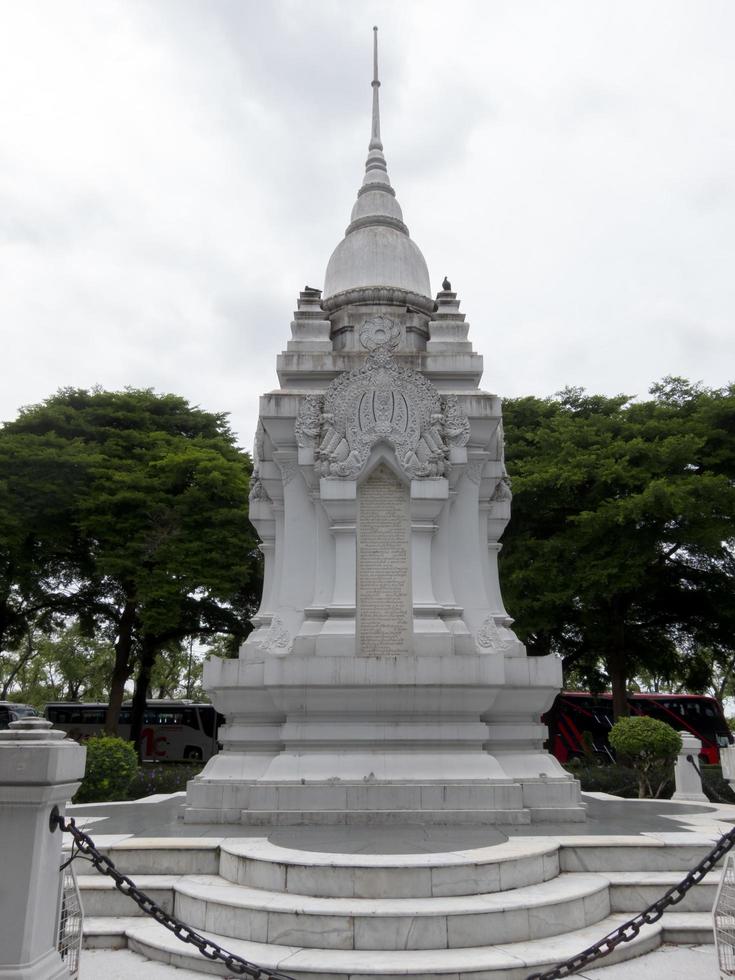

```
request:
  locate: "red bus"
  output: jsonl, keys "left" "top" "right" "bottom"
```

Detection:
{"left": 543, "top": 691, "right": 733, "bottom": 765}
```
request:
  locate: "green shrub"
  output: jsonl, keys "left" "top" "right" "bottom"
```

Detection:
{"left": 700, "top": 764, "right": 735, "bottom": 805}
{"left": 609, "top": 716, "right": 682, "bottom": 799}
{"left": 74, "top": 735, "right": 138, "bottom": 803}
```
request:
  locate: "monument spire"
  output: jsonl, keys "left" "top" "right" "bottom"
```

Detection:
{"left": 370, "top": 26, "right": 381, "bottom": 151}
{"left": 321, "top": 26, "right": 433, "bottom": 308}
{"left": 364, "top": 26, "right": 387, "bottom": 178}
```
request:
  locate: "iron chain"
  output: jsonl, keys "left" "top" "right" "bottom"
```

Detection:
{"left": 50, "top": 806, "right": 297, "bottom": 980}
{"left": 50, "top": 804, "right": 735, "bottom": 980}
{"left": 525, "top": 821, "right": 735, "bottom": 980}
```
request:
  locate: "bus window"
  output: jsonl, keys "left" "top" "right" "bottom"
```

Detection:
{"left": 80, "top": 708, "right": 106, "bottom": 725}
{"left": 144, "top": 707, "right": 199, "bottom": 729}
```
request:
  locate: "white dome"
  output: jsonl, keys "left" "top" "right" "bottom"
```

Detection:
{"left": 324, "top": 224, "right": 431, "bottom": 300}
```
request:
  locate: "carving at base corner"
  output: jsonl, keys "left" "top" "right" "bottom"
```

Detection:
{"left": 475, "top": 615, "right": 515, "bottom": 654}
{"left": 465, "top": 460, "right": 485, "bottom": 485}
{"left": 249, "top": 473, "right": 271, "bottom": 503}
{"left": 491, "top": 475, "right": 512, "bottom": 502}
{"left": 254, "top": 419, "right": 265, "bottom": 466}
{"left": 264, "top": 615, "right": 293, "bottom": 656}
{"left": 277, "top": 459, "right": 300, "bottom": 486}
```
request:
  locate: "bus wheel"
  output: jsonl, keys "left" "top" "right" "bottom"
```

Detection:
{"left": 184, "top": 747, "right": 203, "bottom": 761}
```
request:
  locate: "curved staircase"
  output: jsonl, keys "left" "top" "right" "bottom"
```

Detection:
{"left": 78, "top": 834, "right": 717, "bottom": 978}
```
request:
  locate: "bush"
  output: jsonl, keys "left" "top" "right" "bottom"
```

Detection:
{"left": 564, "top": 759, "right": 644, "bottom": 798}
{"left": 700, "top": 764, "right": 735, "bottom": 805}
{"left": 126, "top": 762, "right": 203, "bottom": 800}
{"left": 609, "top": 716, "right": 682, "bottom": 798}
{"left": 74, "top": 735, "right": 138, "bottom": 803}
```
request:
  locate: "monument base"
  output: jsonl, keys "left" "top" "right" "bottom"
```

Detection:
{"left": 185, "top": 651, "right": 585, "bottom": 825}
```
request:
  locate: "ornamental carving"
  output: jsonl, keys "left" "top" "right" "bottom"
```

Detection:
{"left": 263, "top": 615, "right": 292, "bottom": 655}
{"left": 277, "top": 459, "right": 300, "bottom": 486}
{"left": 464, "top": 460, "right": 485, "bottom": 485}
{"left": 293, "top": 394, "right": 322, "bottom": 448}
{"left": 442, "top": 396, "right": 471, "bottom": 447}
{"left": 249, "top": 474, "right": 271, "bottom": 504}
{"left": 475, "top": 615, "right": 515, "bottom": 654}
{"left": 249, "top": 421, "right": 270, "bottom": 502}
{"left": 491, "top": 475, "right": 512, "bottom": 502}
{"left": 359, "top": 314, "right": 401, "bottom": 353}
{"left": 254, "top": 420, "right": 265, "bottom": 466}
{"left": 295, "top": 351, "right": 470, "bottom": 480}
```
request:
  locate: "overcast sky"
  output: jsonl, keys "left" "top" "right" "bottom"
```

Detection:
{"left": 2, "top": 1, "right": 734, "bottom": 450}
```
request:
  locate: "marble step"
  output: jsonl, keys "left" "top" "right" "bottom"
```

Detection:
{"left": 607, "top": 869, "right": 721, "bottom": 913}
{"left": 172, "top": 872, "right": 609, "bottom": 950}
{"left": 64, "top": 836, "right": 222, "bottom": 875}
{"left": 218, "top": 838, "right": 560, "bottom": 897}
{"left": 558, "top": 834, "right": 724, "bottom": 873}
{"left": 77, "top": 875, "right": 176, "bottom": 917}
{"left": 114, "top": 913, "right": 671, "bottom": 979}
{"left": 658, "top": 911, "right": 713, "bottom": 944}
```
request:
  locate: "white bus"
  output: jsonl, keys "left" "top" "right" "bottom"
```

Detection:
{"left": 44, "top": 700, "right": 223, "bottom": 762}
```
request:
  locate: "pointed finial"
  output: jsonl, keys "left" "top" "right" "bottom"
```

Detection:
{"left": 370, "top": 26, "right": 381, "bottom": 152}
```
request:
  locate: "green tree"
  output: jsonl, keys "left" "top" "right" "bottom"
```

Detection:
{"left": 1, "top": 621, "right": 114, "bottom": 705}
{"left": 1, "top": 388, "right": 261, "bottom": 746}
{"left": 500, "top": 379, "right": 735, "bottom": 718}
{"left": 0, "top": 431, "right": 89, "bottom": 669}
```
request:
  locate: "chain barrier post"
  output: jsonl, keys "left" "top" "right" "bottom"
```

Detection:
{"left": 672, "top": 732, "right": 708, "bottom": 802}
{"left": 0, "top": 718, "right": 86, "bottom": 980}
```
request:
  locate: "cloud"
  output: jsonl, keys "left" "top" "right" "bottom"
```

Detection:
{"left": 1, "top": 0, "right": 734, "bottom": 451}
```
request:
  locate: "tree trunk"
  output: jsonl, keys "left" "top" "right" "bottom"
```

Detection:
{"left": 610, "top": 657, "right": 629, "bottom": 721}
{"left": 105, "top": 599, "right": 136, "bottom": 735}
{"left": 0, "top": 626, "right": 34, "bottom": 699}
{"left": 130, "top": 634, "right": 158, "bottom": 759}
{"left": 608, "top": 604, "right": 629, "bottom": 721}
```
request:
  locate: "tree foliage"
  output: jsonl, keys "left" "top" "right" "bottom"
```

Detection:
{"left": 500, "top": 378, "right": 735, "bottom": 718}
{"left": 0, "top": 388, "right": 261, "bottom": 744}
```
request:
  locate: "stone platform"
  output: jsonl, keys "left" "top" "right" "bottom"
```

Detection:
{"left": 67, "top": 793, "right": 729, "bottom": 979}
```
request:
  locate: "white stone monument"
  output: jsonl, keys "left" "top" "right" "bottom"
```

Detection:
{"left": 186, "top": 28, "right": 583, "bottom": 826}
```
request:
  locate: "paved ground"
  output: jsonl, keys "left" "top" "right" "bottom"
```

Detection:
{"left": 68, "top": 790, "right": 735, "bottom": 846}
{"left": 79, "top": 943, "right": 720, "bottom": 979}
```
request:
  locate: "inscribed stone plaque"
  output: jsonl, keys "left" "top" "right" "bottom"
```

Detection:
{"left": 357, "top": 463, "right": 411, "bottom": 656}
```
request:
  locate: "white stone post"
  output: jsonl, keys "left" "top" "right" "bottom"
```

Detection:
{"left": 672, "top": 731, "right": 708, "bottom": 802}
{"left": 0, "top": 718, "right": 86, "bottom": 980}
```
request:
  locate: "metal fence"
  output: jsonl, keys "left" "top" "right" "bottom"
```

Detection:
{"left": 57, "top": 858, "right": 83, "bottom": 980}
{"left": 715, "top": 853, "right": 735, "bottom": 978}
